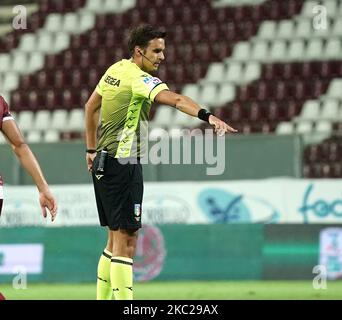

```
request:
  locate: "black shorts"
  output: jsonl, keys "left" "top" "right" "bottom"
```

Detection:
{"left": 91, "top": 155, "right": 143, "bottom": 230}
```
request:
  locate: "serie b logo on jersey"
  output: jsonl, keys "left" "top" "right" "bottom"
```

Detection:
{"left": 134, "top": 204, "right": 141, "bottom": 222}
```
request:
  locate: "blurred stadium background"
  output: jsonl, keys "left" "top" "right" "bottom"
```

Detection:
{"left": 1, "top": 0, "right": 342, "bottom": 300}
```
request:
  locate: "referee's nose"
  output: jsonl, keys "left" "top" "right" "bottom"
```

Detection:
{"left": 159, "top": 51, "right": 165, "bottom": 61}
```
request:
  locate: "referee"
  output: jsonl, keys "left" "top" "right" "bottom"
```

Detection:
{"left": 85, "top": 25, "right": 237, "bottom": 300}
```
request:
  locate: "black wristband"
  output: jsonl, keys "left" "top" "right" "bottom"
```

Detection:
{"left": 86, "top": 149, "right": 97, "bottom": 154}
{"left": 198, "top": 108, "right": 212, "bottom": 122}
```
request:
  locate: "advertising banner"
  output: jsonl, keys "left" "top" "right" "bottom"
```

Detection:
{"left": 319, "top": 228, "right": 342, "bottom": 280}
{"left": 0, "top": 179, "right": 341, "bottom": 226}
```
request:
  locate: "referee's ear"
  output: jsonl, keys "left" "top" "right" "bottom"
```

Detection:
{"left": 134, "top": 46, "right": 143, "bottom": 57}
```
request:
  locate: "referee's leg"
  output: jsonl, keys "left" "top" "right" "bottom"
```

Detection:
{"left": 96, "top": 229, "right": 113, "bottom": 300}
{"left": 110, "top": 228, "right": 138, "bottom": 300}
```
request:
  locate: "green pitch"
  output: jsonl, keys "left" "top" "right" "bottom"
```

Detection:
{"left": 1, "top": 281, "right": 342, "bottom": 300}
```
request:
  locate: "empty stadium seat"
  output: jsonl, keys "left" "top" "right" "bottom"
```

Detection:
{"left": 298, "top": 100, "right": 321, "bottom": 120}
{"left": 151, "top": 105, "right": 175, "bottom": 129}
{"left": 276, "top": 122, "right": 294, "bottom": 135}
{"left": 68, "top": 109, "right": 84, "bottom": 131}
{"left": 44, "top": 130, "right": 60, "bottom": 142}
{"left": 50, "top": 109, "right": 68, "bottom": 131}
{"left": 26, "top": 130, "right": 42, "bottom": 143}
{"left": 17, "top": 111, "right": 34, "bottom": 132}
{"left": 320, "top": 99, "right": 340, "bottom": 120}
{"left": 33, "top": 110, "right": 52, "bottom": 131}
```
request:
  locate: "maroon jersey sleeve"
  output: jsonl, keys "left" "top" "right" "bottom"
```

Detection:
{"left": 0, "top": 95, "right": 13, "bottom": 129}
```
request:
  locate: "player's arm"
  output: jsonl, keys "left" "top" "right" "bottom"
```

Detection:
{"left": 155, "top": 90, "right": 237, "bottom": 135}
{"left": 85, "top": 90, "right": 102, "bottom": 171}
{"left": 1, "top": 120, "right": 57, "bottom": 221}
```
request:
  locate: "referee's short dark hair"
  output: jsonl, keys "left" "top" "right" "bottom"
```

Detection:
{"left": 128, "top": 25, "right": 166, "bottom": 56}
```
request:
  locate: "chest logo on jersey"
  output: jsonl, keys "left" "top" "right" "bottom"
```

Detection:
{"left": 104, "top": 75, "right": 121, "bottom": 87}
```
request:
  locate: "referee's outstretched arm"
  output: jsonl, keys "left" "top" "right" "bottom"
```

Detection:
{"left": 155, "top": 90, "right": 238, "bottom": 136}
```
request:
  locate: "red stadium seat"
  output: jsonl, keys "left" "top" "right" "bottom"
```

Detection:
{"left": 11, "top": 91, "right": 27, "bottom": 111}
{"left": 28, "top": 90, "right": 44, "bottom": 111}
{"left": 247, "top": 102, "right": 264, "bottom": 121}
{"left": 20, "top": 75, "right": 34, "bottom": 90}
{"left": 37, "top": 70, "right": 54, "bottom": 88}
{"left": 230, "top": 103, "right": 243, "bottom": 122}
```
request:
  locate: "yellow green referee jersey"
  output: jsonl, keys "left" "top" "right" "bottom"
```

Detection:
{"left": 95, "top": 59, "right": 169, "bottom": 158}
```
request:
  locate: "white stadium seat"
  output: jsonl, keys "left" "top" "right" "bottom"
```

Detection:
{"left": 320, "top": 99, "right": 340, "bottom": 120}
{"left": 232, "top": 42, "right": 251, "bottom": 61}
{"left": 33, "top": 110, "right": 52, "bottom": 131}
{"left": 326, "top": 79, "right": 342, "bottom": 98}
{"left": 79, "top": 13, "right": 95, "bottom": 32}
{"left": 11, "top": 53, "right": 27, "bottom": 73}
{"left": 17, "top": 111, "right": 34, "bottom": 132}
{"left": 0, "top": 54, "right": 11, "bottom": 73}
{"left": 44, "top": 130, "right": 60, "bottom": 143}
{"left": 250, "top": 41, "right": 269, "bottom": 61}
{"left": 205, "top": 63, "right": 225, "bottom": 83}
{"left": 257, "top": 21, "right": 277, "bottom": 39}
{"left": 182, "top": 84, "right": 200, "bottom": 102}
{"left": 199, "top": 83, "right": 218, "bottom": 107}
{"left": 54, "top": 32, "right": 70, "bottom": 52}
{"left": 18, "top": 34, "right": 37, "bottom": 52}
{"left": 85, "top": 0, "right": 105, "bottom": 13}
{"left": 276, "top": 122, "right": 294, "bottom": 135}
{"left": 296, "top": 121, "right": 314, "bottom": 134}
{"left": 50, "top": 110, "right": 69, "bottom": 131}
{"left": 332, "top": 20, "right": 342, "bottom": 37}
{"left": 299, "top": 100, "right": 321, "bottom": 120}
{"left": 68, "top": 109, "right": 85, "bottom": 132}
{"left": 287, "top": 40, "right": 305, "bottom": 61}
{"left": 277, "top": 20, "right": 295, "bottom": 39}
{"left": 224, "top": 62, "right": 243, "bottom": 83}
{"left": 217, "top": 83, "right": 235, "bottom": 106}
{"left": 27, "top": 52, "right": 44, "bottom": 73}
{"left": 269, "top": 40, "right": 287, "bottom": 61}
{"left": 295, "top": 19, "right": 312, "bottom": 38}
{"left": 301, "top": 1, "right": 320, "bottom": 17}
{"left": 2, "top": 72, "right": 19, "bottom": 92}
{"left": 44, "top": 14, "right": 63, "bottom": 33}
{"left": 306, "top": 39, "right": 324, "bottom": 60}
{"left": 315, "top": 120, "right": 333, "bottom": 134}
{"left": 37, "top": 32, "right": 55, "bottom": 53}
{"left": 26, "top": 131, "right": 42, "bottom": 143}
{"left": 63, "top": 13, "right": 79, "bottom": 33}
{"left": 103, "top": 0, "right": 122, "bottom": 13}
{"left": 324, "top": 38, "right": 342, "bottom": 59}
{"left": 151, "top": 105, "right": 175, "bottom": 129}
{"left": 242, "top": 62, "right": 261, "bottom": 83}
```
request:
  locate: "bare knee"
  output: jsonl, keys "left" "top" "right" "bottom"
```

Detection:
{"left": 111, "top": 229, "right": 138, "bottom": 258}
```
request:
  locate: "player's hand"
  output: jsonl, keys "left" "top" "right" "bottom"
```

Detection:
{"left": 208, "top": 115, "right": 238, "bottom": 136}
{"left": 39, "top": 189, "right": 57, "bottom": 222}
{"left": 86, "top": 152, "right": 97, "bottom": 172}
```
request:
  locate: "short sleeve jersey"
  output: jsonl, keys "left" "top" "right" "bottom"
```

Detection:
{"left": 0, "top": 95, "right": 13, "bottom": 130}
{"left": 95, "top": 59, "right": 168, "bottom": 158}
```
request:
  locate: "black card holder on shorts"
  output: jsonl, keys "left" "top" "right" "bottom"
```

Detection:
{"left": 96, "top": 149, "right": 108, "bottom": 174}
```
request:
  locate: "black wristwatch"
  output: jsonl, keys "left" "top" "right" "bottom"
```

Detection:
{"left": 86, "top": 149, "right": 97, "bottom": 154}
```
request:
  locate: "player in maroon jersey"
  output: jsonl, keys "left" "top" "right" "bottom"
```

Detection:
{"left": 0, "top": 95, "right": 57, "bottom": 220}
